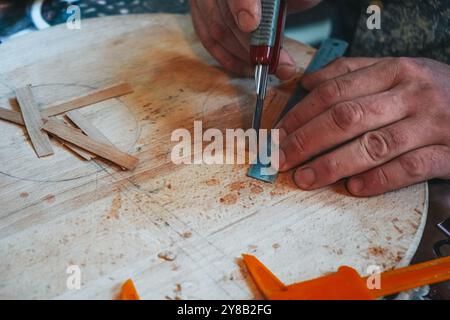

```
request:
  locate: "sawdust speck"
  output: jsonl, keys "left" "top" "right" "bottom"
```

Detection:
{"left": 229, "top": 181, "right": 246, "bottom": 192}
{"left": 368, "top": 246, "right": 388, "bottom": 257}
{"left": 43, "top": 194, "right": 56, "bottom": 204}
{"left": 219, "top": 193, "right": 238, "bottom": 205}
{"left": 158, "top": 251, "right": 177, "bottom": 262}
{"left": 106, "top": 194, "right": 122, "bottom": 220}
{"left": 205, "top": 178, "right": 219, "bottom": 186}
{"left": 250, "top": 186, "right": 263, "bottom": 195}
{"left": 182, "top": 231, "right": 192, "bottom": 239}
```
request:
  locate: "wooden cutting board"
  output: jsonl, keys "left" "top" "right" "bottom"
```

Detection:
{"left": 0, "top": 14, "right": 427, "bottom": 300}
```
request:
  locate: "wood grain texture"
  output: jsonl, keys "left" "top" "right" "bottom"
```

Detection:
{"left": 0, "top": 15, "right": 427, "bottom": 300}
{"left": 15, "top": 86, "right": 54, "bottom": 157}
{"left": 43, "top": 119, "right": 138, "bottom": 170}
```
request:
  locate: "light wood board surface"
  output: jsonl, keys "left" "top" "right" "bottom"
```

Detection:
{"left": 0, "top": 14, "right": 427, "bottom": 300}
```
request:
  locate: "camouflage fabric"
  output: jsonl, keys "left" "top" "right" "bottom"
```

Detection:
{"left": 343, "top": 0, "right": 450, "bottom": 64}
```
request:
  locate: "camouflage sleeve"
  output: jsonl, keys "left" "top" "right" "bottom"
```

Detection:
{"left": 348, "top": 0, "right": 450, "bottom": 65}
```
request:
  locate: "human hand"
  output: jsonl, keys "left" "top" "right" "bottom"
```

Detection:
{"left": 276, "top": 57, "right": 450, "bottom": 196}
{"left": 189, "top": 0, "right": 321, "bottom": 80}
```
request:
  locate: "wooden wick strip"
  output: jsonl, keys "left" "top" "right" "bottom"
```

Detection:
{"left": 0, "top": 82, "right": 133, "bottom": 125}
{"left": 0, "top": 107, "right": 93, "bottom": 160}
{"left": 58, "top": 118, "right": 95, "bottom": 160}
{"left": 66, "top": 110, "right": 113, "bottom": 145}
{"left": 41, "top": 82, "right": 134, "bottom": 117}
{"left": 42, "top": 119, "right": 139, "bottom": 170}
{"left": 0, "top": 108, "right": 24, "bottom": 125}
{"left": 65, "top": 110, "right": 130, "bottom": 166}
{"left": 15, "top": 86, "right": 54, "bottom": 157}
{"left": 53, "top": 136, "right": 93, "bottom": 161}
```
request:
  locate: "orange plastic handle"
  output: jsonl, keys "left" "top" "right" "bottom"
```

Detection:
{"left": 243, "top": 254, "right": 450, "bottom": 300}
{"left": 366, "top": 255, "right": 450, "bottom": 298}
{"left": 120, "top": 279, "right": 140, "bottom": 300}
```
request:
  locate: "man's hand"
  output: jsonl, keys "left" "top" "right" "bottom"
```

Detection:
{"left": 276, "top": 57, "right": 450, "bottom": 196}
{"left": 189, "top": 0, "right": 321, "bottom": 80}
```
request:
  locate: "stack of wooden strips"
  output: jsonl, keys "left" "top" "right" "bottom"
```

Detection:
{"left": 0, "top": 82, "right": 139, "bottom": 170}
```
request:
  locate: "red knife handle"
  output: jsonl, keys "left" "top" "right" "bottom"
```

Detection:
{"left": 268, "top": 0, "right": 287, "bottom": 74}
{"left": 250, "top": 45, "right": 274, "bottom": 65}
{"left": 250, "top": 0, "right": 287, "bottom": 74}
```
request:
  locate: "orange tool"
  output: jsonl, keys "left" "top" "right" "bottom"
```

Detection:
{"left": 120, "top": 279, "right": 140, "bottom": 300}
{"left": 242, "top": 254, "right": 450, "bottom": 300}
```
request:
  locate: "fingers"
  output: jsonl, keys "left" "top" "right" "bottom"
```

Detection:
{"left": 190, "top": 0, "right": 253, "bottom": 76}
{"left": 190, "top": 0, "right": 296, "bottom": 80}
{"left": 347, "top": 146, "right": 450, "bottom": 197}
{"left": 301, "top": 57, "right": 380, "bottom": 90}
{"left": 197, "top": 0, "right": 249, "bottom": 61}
{"left": 278, "top": 88, "right": 409, "bottom": 171}
{"left": 227, "top": 0, "right": 261, "bottom": 32}
{"left": 292, "top": 118, "right": 437, "bottom": 190}
{"left": 274, "top": 56, "right": 450, "bottom": 196}
{"left": 275, "top": 49, "right": 297, "bottom": 81}
{"left": 277, "top": 58, "right": 401, "bottom": 137}
{"left": 201, "top": 0, "right": 250, "bottom": 58}
{"left": 227, "top": 0, "right": 296, "bottom": 80}
{"left": 217, "top": 1, "right": 252, "bottom": 53}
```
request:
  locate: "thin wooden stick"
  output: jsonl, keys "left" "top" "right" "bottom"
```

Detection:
{"left": 0, "top": 83, "right": 133, "bottom": 125}
{"left": 42, "top": 119, "right": 139, "bottom": 170}
{"left": 66, "top": 111, "right": 133, "bottom": 169}
{"left": 0, "top": 107, "right": 24, "bottom": 125}
{"left": 41, "top": 82, "right": 133, "bottom": 117}
{"left": 66, "top": 110, "right": 113, "bottom": 145}
{"left": 58, "top": 118, "right": 95, "bottom": 160}
{"left": 53, "top": 136, "right": 93, "bottom": 161}
{"left": 16, "top": 86, "right": 54, "bottom": 157}
{"left": 0, "top": 105, "right": 94, "bottom": 160}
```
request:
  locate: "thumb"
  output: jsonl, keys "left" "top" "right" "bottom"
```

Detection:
{"left": 228, "top": 0, "right": 261, "bottom": 33}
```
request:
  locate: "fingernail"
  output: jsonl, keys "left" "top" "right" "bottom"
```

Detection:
{"left": 295, "top": 167, "right": 316, "bottom": 189}
{"left": 277, "top": 63, "right": 297, "bottom": 81}
{"left": 348, "top": 178, "right": 365, "bottom": 193}
{"left": 237, "top": 11, "right": 255, "bottom": 31}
